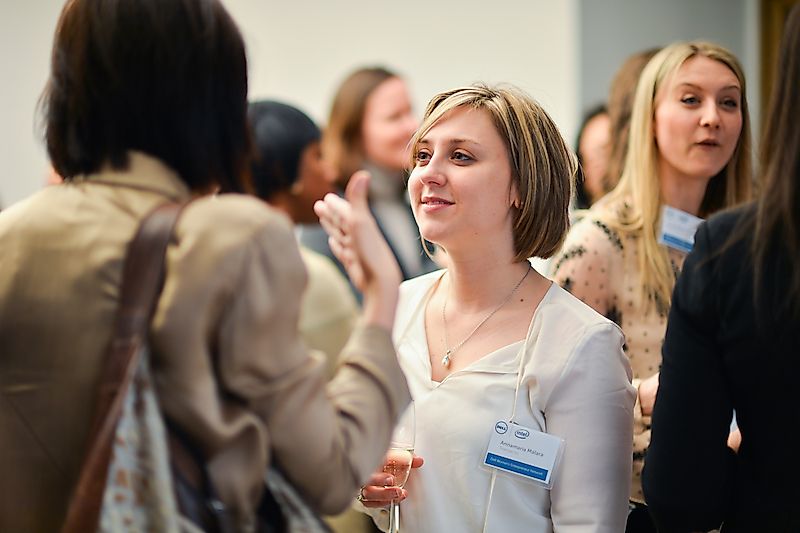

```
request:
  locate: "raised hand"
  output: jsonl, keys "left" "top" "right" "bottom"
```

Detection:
{"left": 314, "top": 170, "right": 402, "bottom": 330}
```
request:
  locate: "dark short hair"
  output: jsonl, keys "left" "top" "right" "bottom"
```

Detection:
{"left": 248, "top": 100, "right": 321, "bottom": 200}
{"left": 42, "top": 0, "right": 251, "bottom": 193}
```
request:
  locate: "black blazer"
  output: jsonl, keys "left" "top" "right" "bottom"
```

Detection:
{"left": 642, "top": 204, "right": 800, "bottom": 533}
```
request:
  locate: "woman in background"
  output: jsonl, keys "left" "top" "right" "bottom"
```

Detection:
{"left": 300, "top": 66, "right": 437, "bottom": 281}
{"left": 551, "top": 41, "right": 752, "bottom": 532}
{"left": 574, "top": 104, "right": 611, "bottom": 209}
{"left": 604, "top": 47, "right": 661, "bottom": 193}
{"left": 248, "top": 98, "right": 378, "bottom": 533}
{"left": 644, "top": 6, "right": 800, "bottom": 531}
{"left": 574, "top": 48, "right": 660, "bottom": 211}
{"left": 248, "top": 99, "right": 358, "bottom": 377}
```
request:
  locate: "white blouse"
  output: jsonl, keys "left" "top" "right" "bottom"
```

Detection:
{"left": 367, "top": 270, "right": 635, "bottom": 533}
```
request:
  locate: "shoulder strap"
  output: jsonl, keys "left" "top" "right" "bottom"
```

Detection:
{"left": 62, "top": 202, "right": 185, "bottom": 533}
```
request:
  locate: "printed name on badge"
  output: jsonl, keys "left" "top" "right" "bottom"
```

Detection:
{"left": 483, "top": 420, "right": 564, "bottom": 489}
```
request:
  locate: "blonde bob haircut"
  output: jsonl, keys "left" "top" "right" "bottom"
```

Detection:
{"left": 603, "top": 41, "right": 753, "bottom": 311}
{"left": 409, "top": 84, "right": 577, "bottom": 262}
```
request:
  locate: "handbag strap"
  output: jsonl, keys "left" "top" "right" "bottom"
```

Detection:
{"left": 62, "top": 202, "right": 185, "bottom": 533}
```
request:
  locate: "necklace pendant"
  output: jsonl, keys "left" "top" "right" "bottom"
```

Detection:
{"left": 441, "top": 351, "right": 451, "bottom": 368}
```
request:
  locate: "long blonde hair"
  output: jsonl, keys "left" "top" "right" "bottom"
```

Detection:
{"left": 602, "top": 41, "right": 753, "bottom": 311}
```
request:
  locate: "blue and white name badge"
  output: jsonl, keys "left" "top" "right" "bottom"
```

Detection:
{"left": 483, "top": 420, "right": 564, "bottom": 489}
{"left": 658, "top": 205, "right": 704, "bottom": 253}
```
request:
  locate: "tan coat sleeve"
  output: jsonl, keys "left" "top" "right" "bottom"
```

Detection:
{"left": 214, "top": 212, "right": 410, "bottom": 515}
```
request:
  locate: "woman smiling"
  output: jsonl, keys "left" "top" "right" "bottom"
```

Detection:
{"left": 317, "top": 85, "right": 635, "bottom": 532}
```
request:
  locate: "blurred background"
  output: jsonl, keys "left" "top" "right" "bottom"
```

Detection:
{"left": 0, "top": 0, "right": 794, "bottom": 207}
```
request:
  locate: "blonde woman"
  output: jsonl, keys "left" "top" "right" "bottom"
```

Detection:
{"left": 644, "top": 8, "right": 800, "bottom": 530}
{"left": 317, "top": 85, "right": 635, "bottom": 532}
{"left": 551, "top": 41, "right": 752, "bottom": 531}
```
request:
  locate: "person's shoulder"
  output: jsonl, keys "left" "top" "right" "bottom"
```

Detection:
{"left": 551, "top": 205, "right": 626, "bottom": 278}
{"left": 178, "top": 194, "right": 303, "bottom": 278}
{"left": 188, "top": 192, "right": 285, "bottom": 226}
{"left": 544, "top": 284, "right": 618, "bottom": 329}
{"left": 562, "top": 203, "right": 626, "bottom": 252}
{"left": 299, "top": 246, "right": 357, "bottom": 310}
{"left": 0, "top": 189, "right": 41, "bottom": 228}
{"left": 399, "top": 269, "right": 445, "bottom": 297}
{"left": 524, "top": 285, "right": 628, "bottom": 401}
{"left": 536, "top": 284, "right": 625, "bottom": 366}
{"left": 702, "top": 203, "right": 755, "bottom": 246}
{"left": 0, "top": 184, "right": 67, "bottom": 222}
{"left": 393, "top": 270, "right": 444, "bottom": 339}
{"left": 299, "top": 246, "right": 335, "bottom": 274}
{"left": 182, "top": 193, "right": 293, "bottom": 244}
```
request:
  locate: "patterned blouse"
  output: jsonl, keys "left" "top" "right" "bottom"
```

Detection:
{"left": 551, "top": 198, "right": 685, "bottom": 503}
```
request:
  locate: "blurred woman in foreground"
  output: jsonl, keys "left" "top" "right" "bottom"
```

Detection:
{"left": 0, "top": 1, "right": 409, "bottom": 530}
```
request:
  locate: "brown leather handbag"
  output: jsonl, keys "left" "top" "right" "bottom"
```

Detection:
{"left": 60, "top": 203, "right": 241, "bottom": 533}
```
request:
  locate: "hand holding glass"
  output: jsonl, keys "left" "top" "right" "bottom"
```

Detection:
{"left": 385, "top": 403, "right": 415, "bottom": 533}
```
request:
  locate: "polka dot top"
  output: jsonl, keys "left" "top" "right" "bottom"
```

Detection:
{"left": 551, "top": 198, "right": 686, "bottom": 503}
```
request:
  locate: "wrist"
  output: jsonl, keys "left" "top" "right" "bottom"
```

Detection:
{"left": 361, "top": 281, "right": 399, "bottom": 331}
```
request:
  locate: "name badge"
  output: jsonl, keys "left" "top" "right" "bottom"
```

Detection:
{"left": 658, "top": 205, "right": 703, "bottom": 253}
{"left": 483, "top": 420, "right": 564, "bottom": 489}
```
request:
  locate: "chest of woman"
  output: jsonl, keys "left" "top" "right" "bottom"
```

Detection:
{"left": 396, "top": 338, "right": 555, "bottom": 531}
{"left": 608, "top": 236, "right": 686, "bottom": 379}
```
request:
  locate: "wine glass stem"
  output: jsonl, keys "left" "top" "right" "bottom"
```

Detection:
{"left": 389, "top": 500, "right": 399, "bottom": 533}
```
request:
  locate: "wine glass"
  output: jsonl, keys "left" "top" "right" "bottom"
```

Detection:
{"left": 384, "top": 402, "right": 415, "bottom": 533}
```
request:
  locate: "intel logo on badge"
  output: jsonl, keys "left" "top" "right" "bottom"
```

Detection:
{"left": 495, "top": 421, "right": 508, "bottom": 434}
{"left": 514, "top": 428, "right": 530, "bottom": 439}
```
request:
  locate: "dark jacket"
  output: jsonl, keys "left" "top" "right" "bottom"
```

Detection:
{"left": 643, "top": 204, "right": 800, "bottom": 532}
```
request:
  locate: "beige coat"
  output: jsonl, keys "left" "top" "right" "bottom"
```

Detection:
{"left": 0, "top": 153, "right": 410, "bottom": 532}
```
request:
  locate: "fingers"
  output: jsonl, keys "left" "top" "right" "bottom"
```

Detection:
{"left": 360, "top": 471, "right": 404, "bottom": 503}
{"left": 361, "top": 484, "right": 403, "bottom": 502}
{"left": 314, "top": 194, "right": 351, "bottom": 235}
{"left": 359, "top": 488, "right": 407, "bottom": 508}
{"left": 357, "top": 455, "right": 424, "bottom": 508}
{"left": 359, "top": 474, "right": 408, "bottom": 508}
{"left": 366, "top": 471, "right": 394, "bottom": 487}
{"left": 314, "top": 194, "right": 352, "bottom": 252}
{"left": 328, "top": 236, "right": 364, "bottom": 288}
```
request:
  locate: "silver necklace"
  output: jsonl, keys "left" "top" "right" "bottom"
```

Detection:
{"left": 440, "top": 265, "right": 532, "bottom": 368}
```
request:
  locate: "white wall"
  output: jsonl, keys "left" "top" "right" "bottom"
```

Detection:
{"left": 232, "top": 0, "right": 579, "bottom": 135}
{"left": 4, "top": 1, "right": 765, "bottom": 208}
{"left": 0, "top": 0, "right": 579, "bottom": 208}
{"left": 0, "top": 1, "right": 62, "bottom": 208}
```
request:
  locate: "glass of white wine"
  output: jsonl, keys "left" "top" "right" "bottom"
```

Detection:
{"left": 384, "top": 402, "right": 415, "bottom": 533}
